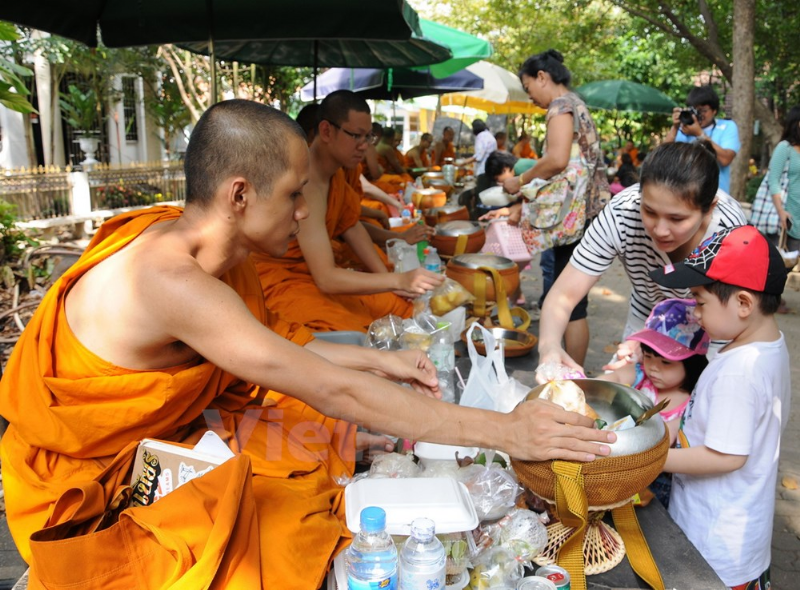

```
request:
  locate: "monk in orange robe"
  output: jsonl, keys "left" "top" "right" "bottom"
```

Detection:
{"left": 433, "top": 126, "right": 457, "bottom": 166}
{"left": 254, "top": 91, "right": 444, "bottom": 333}
{"left": 372, "top": 126, "right": 414, "bottom": 194}
{"left": 0, "top": 99, "right": 615, "bottom": 590}
{"left": 406, "top": 133, "right": 432, "bottom": 169}
{"left": 513, "top": 132, "right": 538, "bottom": 160}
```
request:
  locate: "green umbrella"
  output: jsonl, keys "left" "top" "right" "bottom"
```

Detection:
{"left": 575, "top": 80, "right": 677, "bottom": 114}
{"left": 417, "top": 19, "right": 493, "bottom": 79}
{"left": 0, "top": 0, "right": 426, "bottom": 48}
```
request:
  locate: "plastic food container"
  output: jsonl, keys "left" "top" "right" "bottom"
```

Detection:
{"left": 344, "top": 477, "right": 479, "bottom": 536}
{"left": 413, "top": 442, "right": 478, "bottom": 470}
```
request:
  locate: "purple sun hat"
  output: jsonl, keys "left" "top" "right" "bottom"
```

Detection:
{"left": 629, "top": 298, "right": 710, "bottom": 361}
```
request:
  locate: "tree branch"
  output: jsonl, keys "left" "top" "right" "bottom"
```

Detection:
{"left": 161, "top": 45, "right": 201, "bottom": 123}
{"left": 697, "top": 0, "right": 719, "bottom": 47}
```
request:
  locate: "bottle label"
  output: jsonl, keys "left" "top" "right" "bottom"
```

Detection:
{"left": 348, "top": 573, "right": 397, "bottom": 590}
{"left": 428, "top": 347, "right": 454, "bottom": 371}
{"left": 424, "top": 262, "right": 440, "bottom": 273}
{"left": 399, "top": 570, "right": 444, "bottom": 590}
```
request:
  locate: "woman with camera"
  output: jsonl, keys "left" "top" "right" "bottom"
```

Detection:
{"left": 536, "top": 141, "right": 747, "bottom": 378}
{"left": 481, "top": 49, "right": 609, "bottom": 366}
{"left": 663, "top": 85, "right": 740, "bottom": 194}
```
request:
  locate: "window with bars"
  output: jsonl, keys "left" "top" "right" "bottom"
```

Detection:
{"left": 122, "top": 78, "right": 139, "bottom": 141}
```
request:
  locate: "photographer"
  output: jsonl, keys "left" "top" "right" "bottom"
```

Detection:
{"left": 664, "top": 85, "right": 740, "bottom": 193}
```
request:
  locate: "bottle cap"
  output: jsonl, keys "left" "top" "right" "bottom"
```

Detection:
{"left": 360, "top": 506, "right": 387, "bottom": 533}
{"left": 424, "top": 247, "right": 431, "bottom": 255}
{"left": 435, "top": 321, "right": 451, "bottom": 331}
{"left": 410, "top": 517, "right": 436, "bottom": 542}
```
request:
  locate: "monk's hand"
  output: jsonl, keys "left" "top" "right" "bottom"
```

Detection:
{"left": 401, "top": 223, "right": 435, "bottom": 245}
{"left": 369, "top": 349, "right": 440, "bottom": 398}
{"left": 506, "top": 398, "right": 616, "bottom": 462}
{"left": 396, "top": 268, "right": 446, "bottom": 298}
{"left": 375, "top": 210, "right": 390, "bottom": 229}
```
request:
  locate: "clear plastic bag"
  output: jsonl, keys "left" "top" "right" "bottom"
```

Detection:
{"left": 496, "top": 509, "right": 549, "bottom": 564}
{"left": 457, "top": 462, "right": 522, "bottom": 522}
{"left": 469, "top": 546, "right": 525, "bottom": 588}
{"left": 367, "top": 315, "right": 404, "bottom": 350}
{"left": 429, "top": 278, "right": 475, "bottom": 316}
{"left": 478, "top": 185, "right": 516, "bottom": 207}
{"left": 368, "top": 452, "right": 420, "bottom": 479}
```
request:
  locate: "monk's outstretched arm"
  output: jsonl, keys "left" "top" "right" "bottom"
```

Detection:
{"left": 360, "top": 176, "right": 400, "bottom": 208}
{"left": 154, "top": 265, "right": 616, "bottom": 462}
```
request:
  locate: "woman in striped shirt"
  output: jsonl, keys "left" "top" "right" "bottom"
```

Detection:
{"left": 538, "top": 141, "right": 747, "bottom": 376}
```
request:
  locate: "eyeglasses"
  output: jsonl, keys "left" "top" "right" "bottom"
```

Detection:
{"left": 324, "top": 119, "right": 374, "bottom": 145}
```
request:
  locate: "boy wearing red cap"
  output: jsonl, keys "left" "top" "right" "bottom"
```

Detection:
{"left": 651, "top": 225, "right": 791, "bottom": 589}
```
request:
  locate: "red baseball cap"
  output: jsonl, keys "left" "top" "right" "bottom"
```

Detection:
{"left": 650, "top": 225, "right": 787, "bottom": 295}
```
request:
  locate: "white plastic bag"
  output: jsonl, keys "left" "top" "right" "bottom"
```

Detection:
{"left": 478, "top": 185, "right": 516, "bottom": 207}
{"left": 459, "top": 323, "right": 530, "bottom": 413}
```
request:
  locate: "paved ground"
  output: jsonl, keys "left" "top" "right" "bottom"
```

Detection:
{"left": 0, "top": 254, "right": 798, "bottom": 588}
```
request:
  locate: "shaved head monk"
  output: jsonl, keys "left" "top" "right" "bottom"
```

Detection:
{"left": 406, "top": 132, "right": 433, "bottom": 169}
{"left": 253, "top": 90, "right": 443, "bottom": 332}
{"left": 433, "top": 125, "right": 457, "bottom": 166}
{"left": 0, "top": 99, "right": 615, "bottom": 589}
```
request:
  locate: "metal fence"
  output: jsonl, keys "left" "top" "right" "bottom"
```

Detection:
{"left": 88, "top": 162, "right": 186, "bottom": 210}
{"left": 0, "top": 162, "right": 186, "bottom": 221}
{"left": 0, "top": 166, "right": 73, "bottom": 221}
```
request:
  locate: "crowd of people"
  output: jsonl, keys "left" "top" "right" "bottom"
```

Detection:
{"left": 0, "top": 45, "right": 793, "bottom": 590}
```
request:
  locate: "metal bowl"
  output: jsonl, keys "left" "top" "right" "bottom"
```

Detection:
{"left": 524, "top": 379, "right": 666, "bottom": 457}
{"left": 435, "top": 220, "right": 482, "bottom": 237}
{"left": 462, "top": 327, "right": 537, "bottom": 358}
{"left": 450, "top": 253, "right": 515, "bottom": 270}
{"left": 427, "top": 205, "right": 465, "bottom": 217}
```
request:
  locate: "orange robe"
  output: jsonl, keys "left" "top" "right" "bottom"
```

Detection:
{"left": 405, "top": 147, "right": 430, "bottom": 168}
{"left": 253, "top": 170, "right": 412, "bottom": 332}
{"left": 374, "top": 147, "right": 413, "bottom": 194}
{"left": 434, "top": 142, "right": 456, "bottom": 166}
{"left": 0, "top": 206, "right": 355, "bottom": 590}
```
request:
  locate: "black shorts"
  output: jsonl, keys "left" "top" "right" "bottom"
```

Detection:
{"left": 540, "top": 239, "right": 589, "bottom": 322}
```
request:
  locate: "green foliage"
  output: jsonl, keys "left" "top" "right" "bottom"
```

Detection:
{"left": 0, "top": 201, "right": 38, "bottom": 265}
{"left": 0, "top": 21, "right": 36, "bottom": 113}
{"left": 745, "top": 174, "right": 764, "bottom": 204}
{"left": 59, "top": 84, "right": 100, "bottom": 132}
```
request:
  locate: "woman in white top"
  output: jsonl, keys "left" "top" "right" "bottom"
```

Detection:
{"left": 538, "top": 141, "right": 747, "bottom": 375}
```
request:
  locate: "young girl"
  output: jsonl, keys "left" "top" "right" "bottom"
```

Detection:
{"left": 599, "top": 298, "right": 709, "bottom": 445}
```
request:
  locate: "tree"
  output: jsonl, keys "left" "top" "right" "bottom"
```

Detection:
{"left": 0, "top": 22, "right": 35, "bottom": 114}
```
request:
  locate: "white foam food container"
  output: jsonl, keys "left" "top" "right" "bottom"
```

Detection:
{"left": 413, "top": 442, "right": 478, "bottom": 468}
{"left": 345, "top": 477, "right": 479, "bottom": 536}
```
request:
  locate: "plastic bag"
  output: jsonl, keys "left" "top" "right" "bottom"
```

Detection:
{"left": 496, "top": 509, "right": 549, "bottom": 564}
{"left": 367, "top": 315, "right": 404, "bottom": 350}
{"left": 368, "top": 452, "right": 420, "bottom": 479}
{"left": 478, "top": 185, "right": 516, "bottom": 207}
{"left": 459, "top": 323, "right": 530, "bottom": 413}
{"left": 469, "top": 547, "right": 524, "bottom": 589}
{"left": 429, "top": 278, "right": 476, "bottom": 316}
{"left": 534, "top": 361, "right": 585, "bottom": 382}
{"left": 458, "top": 462, "right": 522, "bottom": 522}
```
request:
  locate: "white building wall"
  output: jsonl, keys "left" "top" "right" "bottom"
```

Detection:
{"left": 0, "top": 106, "right": 29, "bottom": 169}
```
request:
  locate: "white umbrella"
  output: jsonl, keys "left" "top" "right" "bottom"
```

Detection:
{"left": 440, "top": 61, "right": 545, "bottom": 115}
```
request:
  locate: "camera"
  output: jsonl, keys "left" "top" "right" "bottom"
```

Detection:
{"left": 679, "top": 107, "right": 698, "bottom": 127}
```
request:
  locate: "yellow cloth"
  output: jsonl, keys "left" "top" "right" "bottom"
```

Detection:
{"left": 254, "top": 170, "right": 412, "bottom": 332}
{"left": 0, "top": 206, "right": 355, "bottom": 589}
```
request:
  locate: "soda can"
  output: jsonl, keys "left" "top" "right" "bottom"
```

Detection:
{"left": 534, "top": 565, "right": 571, "bottom": 589}
{"left": 516, "top": 576, "right": 557, "bottom": 590}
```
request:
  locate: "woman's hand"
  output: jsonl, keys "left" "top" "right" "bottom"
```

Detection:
{"left": 778, "top": 208, "right": 793, "bottom": 231}
{"left": 506, "top": 202, "right": 523, "bottom": 226}
{"left": 535, "top": 345, "right": 584, "bottom": 384}
{"left": 502, "top": 175, "right": 523, "bottom": 195}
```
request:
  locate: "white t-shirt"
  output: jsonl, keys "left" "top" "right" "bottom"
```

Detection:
{"left": 570, "top": 184, "right": 747, "bottom": 339}
{"left": 669, "top": 335, "right": 791, "bottom": 586}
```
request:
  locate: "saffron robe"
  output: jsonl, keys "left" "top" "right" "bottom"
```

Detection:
{"left": 0, "top": 206, "right": 355, "bottom": 589}
{"left": 253, "top": 170, "right": 412, "bottom": 332}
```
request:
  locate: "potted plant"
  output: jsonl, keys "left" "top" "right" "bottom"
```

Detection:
{"left": 59, "top": 84, "right": 101, "bottom": 165}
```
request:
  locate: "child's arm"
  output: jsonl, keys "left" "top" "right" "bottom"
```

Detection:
{"left": 663, "top": 445, "right": 747, "bottom": 475}
{"left": 596, "top": 362, "right": 636, "bottom": 386}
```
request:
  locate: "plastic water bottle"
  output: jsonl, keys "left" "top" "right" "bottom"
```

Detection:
{"left": 404, "top": 181, "right": 415, "bottom": 205}
{"left": 428, "top": 322, "right": 455, "bottom": 403}
{"left": 398, "top": 518, "right": 446, "bottom": 590}
{"left": 346, "top": 506, "right": 398, "bottom": 590}
{"left": 401, "top": 208, "right": 412, "bottom": 226}
{"left": 423, "top": 247, "right": 441, "bottom": 274}
{"left": 416, "top": 219, "right": 430, "bottom": 263}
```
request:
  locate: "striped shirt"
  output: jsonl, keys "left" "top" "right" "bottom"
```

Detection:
{"left": 571, "top": 184, "right": 747, "bottom": 338}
